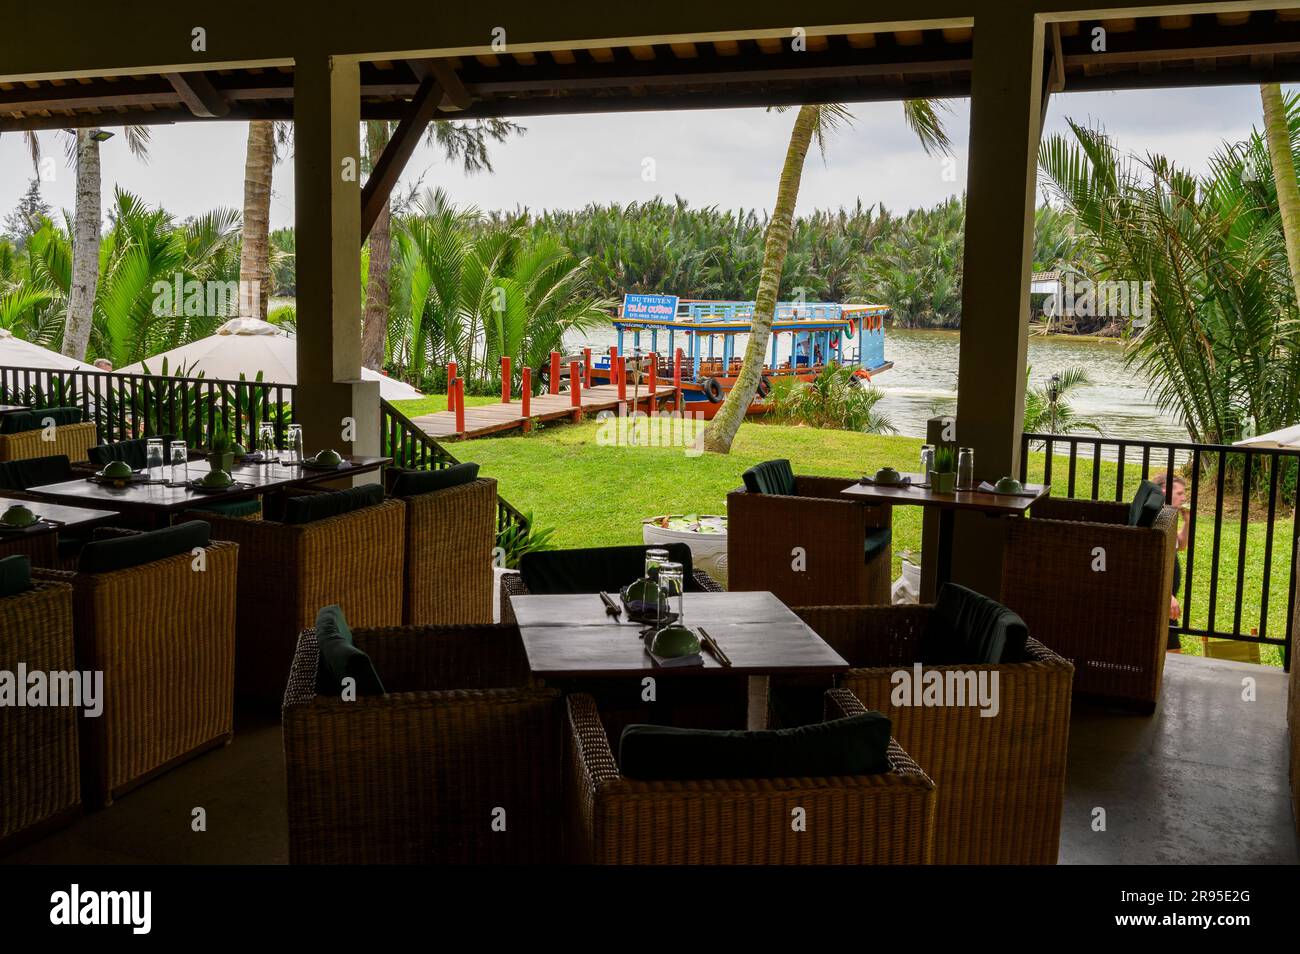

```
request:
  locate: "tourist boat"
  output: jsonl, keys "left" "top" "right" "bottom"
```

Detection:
{"left": 585, "top": 294, "right": 892, "bottom": 419}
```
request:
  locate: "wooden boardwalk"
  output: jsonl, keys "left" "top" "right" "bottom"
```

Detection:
{"left": 410, "top": 384, "right": 677, "bottom": 440}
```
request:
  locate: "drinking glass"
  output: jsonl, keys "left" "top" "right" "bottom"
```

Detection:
{"left": 145, "top": 438, "right": 165, "bottom": 483}
{"left": 169, "top": 440, "right": 188, "bottom": 486}
{"left": 657, "top": 562, "right": 685, "bottom": 627}
{"left": 920, "top": 444, "right": 935, "bottom": 475}
{"left": 285, "top": 424, "right": 304, "bottom": 465}
{"left": 957, "top": 447, "right": 975, "bottom": 491}
{"left": 643, "top": 548, "right": 671, "bottom": 619}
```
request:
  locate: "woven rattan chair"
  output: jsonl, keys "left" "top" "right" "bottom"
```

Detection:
{"left": 392, "top": 476, "right": 496, "bottom": 625}
{"left": 0, "top": 579, "right": 80, "bottom": 850}
{"left": 282, "top": 623, "right": 563, "bottom": 864}
{"left": 727, "top": 473, "right": 891, "bottom": 606}
{"left": 1290, "top": 574, "right": 1299, "bottom": 840}
{"left": 187, "top": 500, "right": 405, "bottom": 702}
{"left": 793, "top": 603, "right": 1073, "bottom": 864}
{"left": 33, "top": 541, "right": 238, "bottom": 806}
{"left": 999, "top": 496, "right": 1177, "bottom": 712}
{"left": 0, "top": 414, "right": 96, "bottom": 464}
{"left": 565, "top": 689, "right": 936, "bottom": 864}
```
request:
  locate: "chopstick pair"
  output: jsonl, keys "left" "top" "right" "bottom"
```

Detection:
{"left": 598, "top": 590, "right": 623, "bottom": 620}
{"left": 696, "top": 626, "right": 732, "bottom": 667}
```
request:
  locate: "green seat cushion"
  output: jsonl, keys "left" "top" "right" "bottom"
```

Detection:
{"left": 520, "top": 543, "right": 702, "bottom": 595}
{"left": 864, "top": 527, "right": 892, "bottom": 563}
{"left": 87, "top": 433, "right": 178, "bottom": 471}
{"left": 77, "top": 520, "right": 211, "bottom": 575}
{"left": 0, "top": 406, "right": 84, "bottom": 434}
{"left": 921, "top": 582, "right": 1029, "bottom": 665}
{"left": 190, "top": 497, "right": 262, "bottom": 518}
{"left": 741, "top": 458, "right": 797, "bottom": 496}
{"left": 390, "top": 462, "right": 479, "bottom": 497}
{"left": 1128, "top": 479, "right": 1164, "bottom": 528}
{"left": 314, "top": 604, "right": 385, "bottom": 697}
{"left": 0, "top": 454, "right": 72, "bottom": 491}
{"left": 281, "top": 483, "right": 384, "bottom": 525}
{"left": 619, "top": 710, "right": 893, "bottom": 781}
{"left": 0, "top": 555, "right": 32, "bottom": 598}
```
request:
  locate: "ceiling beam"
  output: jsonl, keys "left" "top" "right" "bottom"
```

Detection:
{"left": 360, "top": 73, "right": 443, "bottom": 242}
{"left": 412, "top": 58, "right": 471, "bottom": 110}
{"left": 163, "top": 70, "right": 230, "bottom": 118}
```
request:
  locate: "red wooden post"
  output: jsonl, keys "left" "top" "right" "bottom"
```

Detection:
{"left": 616, "top": 356, "right": 627, "bottom": 402}
{"left": 583, "top": 347, "right": 592, "bottom": 386}
{"left": 569, "top": 361, "right": 582, "bottom": 407}
{"left": 454, "top": 377, "right": 466, "bottom": 434}
{"left": 521, "top": 367, "right": 532, "bottom": 431}
{"left": 609, "top": 346, "right": 618, "bottom": 387}
{"left": 500, "top": 356, "right": 511, "bottom": 403}
{"left": 447, "top": 362, "right": 458, "bottom": 413}
{"left": 648, "top": 351, "right": 658, "bottom": 398}
{"left": 674, "top": 348, "right": 683, "bottom": 411}
{"left": 549, "top": 351, "right": 561, "bottom": 395}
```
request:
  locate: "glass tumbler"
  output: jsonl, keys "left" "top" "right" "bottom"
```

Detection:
{"left": 169, "top": 440, "right": 188, "bottom": 486}
{"left": 957, "top": 447, "right": 975, "bottom": 490}
{"left": 146, "top": 438, "right": 165, "bottom": 483}
{"left": 285, "top": 424, "right": 304, "bottom": 465}
{"left": 920, "top": 443, "right": 935, "bottom": 475}
{"left": 257, "top": 422, "right": 277, "bottom": 463}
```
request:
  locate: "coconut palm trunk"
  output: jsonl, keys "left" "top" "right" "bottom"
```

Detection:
{"left": 1261, "top": 83, "right": 1300, "bottom": 308}
{"left": 361, "top": 120, "right": 393, "bottom": 370}
{"left": 702, "top": 105, "right": 819, "bottom": 453}
{"left": 238, "top": 120, "right": 275, "bottom": 319}
{"left": 63, "top": 129, "right": 102, "bottom": 360}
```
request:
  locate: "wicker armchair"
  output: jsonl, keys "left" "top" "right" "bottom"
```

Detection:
{"left": 186, "top": 500, "right": 405, "bottom": 703}
{"left": 793, "top": 604, "right": 1073, "bottom": 865}
{"left": 565, "top": 689, "right": 936, "bottom": 864}
{"left": 0, "top": 580, "right": 80, "bottom": 850}
{"left": 0, "top": 416, "right": 97, "bottom": 464}
{"left": 999, "top": 496, "right": 1177, "bottom": 712}
{"left": 393, "top": 476, "right": 496, "bottom": 626}
{"left": 282, "top": 624, "right": 563, "bottom": 864}
{"left": 1290, "top": 566, "right": 1299, "bottom": 840}
{"left": 33, "top": 541, "right": 238, "bottom": 806}
{"left": 727, "top": 474, "right": 892, "bottom": 606}
{"left": 0, "top": 532, "right": 58, "bottom": 569}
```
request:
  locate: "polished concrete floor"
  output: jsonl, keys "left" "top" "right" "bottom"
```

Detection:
{"left": 4, "top": 654, "right": 1296, "bottom": 865}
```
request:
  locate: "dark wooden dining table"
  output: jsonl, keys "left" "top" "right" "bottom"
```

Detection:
{"left": 842, "top": 471, "right": 1049, "bottom": 590}
{"left": 510, "top": 590, "right": 849, "bottom": 729}
{"left": 24, "top": 454, "right": 392, "bottom": 524}
{"left": 0, "top": 494, "right": 118, "bottom": 563}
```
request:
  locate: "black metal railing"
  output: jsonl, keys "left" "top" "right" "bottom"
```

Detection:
{"left": 1020, "top": 432, "right": 1295, "bottom": 669}
{"left": 1, "top": 362, "right": 530, "bottom": 537}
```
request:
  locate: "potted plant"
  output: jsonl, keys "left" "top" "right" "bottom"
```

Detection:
{"left": 929, "top": 445, "right": 957, "bottom": 494}
{"left": 208, "top": 427, "right": 235, "bottom": 474}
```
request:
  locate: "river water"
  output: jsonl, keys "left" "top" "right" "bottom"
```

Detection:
{"left": 567, "top": 325, "right": 1187, "bottom": 441}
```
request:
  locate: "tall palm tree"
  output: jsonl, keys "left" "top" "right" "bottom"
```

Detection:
{"left": 703, "top": 100, "right": 951, "bottom": 453}
{"left": 20, "top": 127, "right": 150, "bottom": 361}
{"left": 1260, "top": 84, "right": 1300, "bottom": 309}
{"left": 238, "top": 121, "right": 279, "bottom": 320}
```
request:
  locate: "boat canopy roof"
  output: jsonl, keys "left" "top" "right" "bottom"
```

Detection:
{"left": 615, "top": 294, "right": 890, "bottom": 333}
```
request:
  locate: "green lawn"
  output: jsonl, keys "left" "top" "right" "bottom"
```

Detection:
{"left": 392, "top": 392, "right": 500, "bottom": 417}
{"left": 390, "top": 403, "right": 1291, "bottom": 666}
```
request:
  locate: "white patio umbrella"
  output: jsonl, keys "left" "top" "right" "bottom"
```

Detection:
{"left": 1233, "top": 424, "right": 1300, "bottom": 449}
{"left": 116, "top": 317, "right": 424, "bottom": 401}
{"left": 0, "top": 327, "right": 101, "bottom": 373}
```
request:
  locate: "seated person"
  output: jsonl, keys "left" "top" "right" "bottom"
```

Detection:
{"left": 1152, "top": 472, "right": 1189, "bottom": 653}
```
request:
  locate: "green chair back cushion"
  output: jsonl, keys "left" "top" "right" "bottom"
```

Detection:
{"left": 78, "top": 520, "right": 211, "bottom": 575}
{"left": 190, "top": 497, "right": 262, "bottom": 519}
{"left": 1128, "top": 479, "right": 1165, "bottom": 528}
{"left": 864, "top": 527, "right": 892, "bottom": 563}
{"left": 88, "top": 434, "right": 178, "bottom": 471}
{"left": 314, "top": 604, "right": 385, "bottom": 697}
{"left": 619, "top": 710, "right": 892, "bottom": 781}
{"left": 0, "top": 406, "right": 84, "bottom": 434}
{"left": 520, "top": 543, "right": 700, "bottom": 595}
{"left": 282, "top": 483, "right": 385, "bottom": 525}
{"left": 0, "top": 555, "right": 32, "bottom": 598}
{"left": 0, "top": 454, "right": 71, "bottom": 491}
{"left": 921, "top": 582, "right": 1029, "bottom": 665}
{"left": 741, "top": 458, "right": 797, "bottom": 496}
{"left": 390, "top": 462, "right": 480, "bottom": 497}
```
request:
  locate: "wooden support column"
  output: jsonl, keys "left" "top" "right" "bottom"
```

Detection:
{"left": 293, "top": 54, "right": 379, "bottom": 459}
{"left": 946, "top": 9, "right": 1045, "bottom": 598}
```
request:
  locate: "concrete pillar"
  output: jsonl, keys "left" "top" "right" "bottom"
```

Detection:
{"left": 293, "top": 53, "right": 380, "bottom": 457}
{"left": 947, "top": 9, "right": 1044, "bottom": 598}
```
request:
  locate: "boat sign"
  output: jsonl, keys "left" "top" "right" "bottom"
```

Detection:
{"left": 622, "top": 294, "right": 679, "bottom": 321}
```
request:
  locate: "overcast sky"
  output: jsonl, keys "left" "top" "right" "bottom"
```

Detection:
{"left": 0, "top": 84, "right": 1280, "bottom": 230}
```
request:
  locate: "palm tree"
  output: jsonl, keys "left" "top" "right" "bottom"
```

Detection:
{"left": 1022, "top": 366, "right": 1101, "bottom": 435}
{"left": 1260, "top": 84, "right": 1300, "bottom": 309}
{"left": 703, "top": 101, "right": 950, "bottom": 454}
{"left": 20, "top": 127, "right": 151, "bottom": 361}
{"left": 238, "top": 121, "right": 279, "bottom": 320}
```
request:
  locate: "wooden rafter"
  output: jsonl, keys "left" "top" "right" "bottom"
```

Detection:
{"left": 164, "top": 71, "right": 230, "bottom": 118}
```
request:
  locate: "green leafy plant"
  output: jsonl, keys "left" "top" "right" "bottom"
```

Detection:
{"left": 769, "top": 362, "right": 895, "bottom": 434}
{"left": 933, "top": 444, "right": 956, "bottom": 473}
{"left": 495, "top": 510, "right": 557, "bottom": 570}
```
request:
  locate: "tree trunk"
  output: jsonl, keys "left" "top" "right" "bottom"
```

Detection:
{"left": 1262, "top": 84, "right": 1300, "bottom": 309}
{"left": 239, "top": 120, "right": 275, "bottom": 320}
{"left": 703, "top": 105, "right": 818, "bottom": 454}
{"left": 63, "top": 129, "right": 101, "bottom": 361}
{"left": 361, "top": 121, "right": 392, "bottom": 371}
